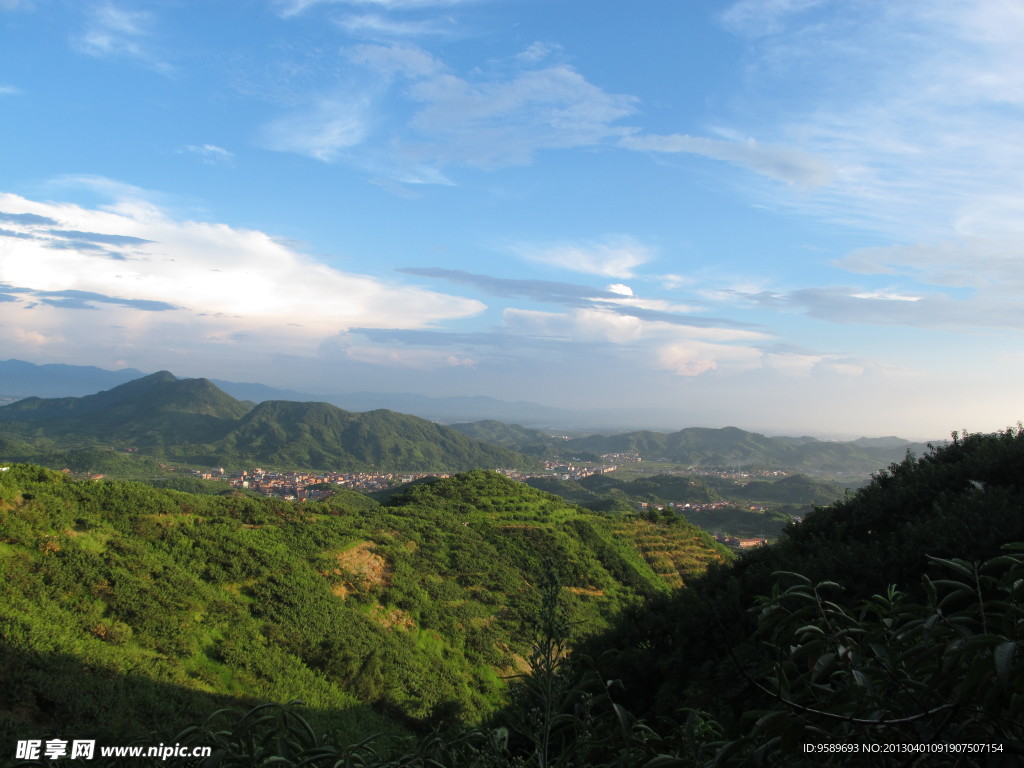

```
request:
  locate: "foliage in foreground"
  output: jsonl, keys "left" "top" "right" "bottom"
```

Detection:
{"left": 12, "top": 547, "right": 1023, "bottom": 767}
{"left": 6, "top": 429, "right": 1024, "bottom": 766}
{"left": 580, "top": 428, "right": 1024, "bottom": 728}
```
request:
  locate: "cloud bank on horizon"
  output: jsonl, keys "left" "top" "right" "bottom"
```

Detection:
{"left": 1, "top": 0, "right": 1023, "bottom": 437}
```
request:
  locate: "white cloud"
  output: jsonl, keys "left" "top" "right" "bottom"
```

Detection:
{"left": 740, "top": 282, "right": 1024, "bottom": 331}
{"left": 719, "top": 0, "right": 832, "bottom": 38}
{"left": 47, "top": 174, "right": 153, "bottom": 201}
{"left": 329, "top": 333, "right": 477, "bottom": 368}
{"left": 0, "top": 190, "right": 485, "bottom": 365}
{"left": 277, "top": 0, "right": 476, "bottom": 17}
{"left": 259, "top": 96, "right": 372, "bottom": 161}
{"left": 621, "top": 133, "right": 833, "bottom": 188}
{"left": 593, "top": 292, "right": 707, "bottom": 317}
{"left": 571, "top": 309, "right": 647, "bottom": 344}
{"left": 826, "top": 361, "right": 866, "bottom": 377}
{"left": 347, "top": 42, "right": 445, "bottom": 79}
{"left": 181, "top": 144, "right": 234, "bottom": 165}
{"left": 657, "top": 344, "right": 723, "bottom": 377}
{"left": 407, "top": 63, "right": 637, "bottom": 169}
{"left": 499, "top": 305, "right": 775, "bottom": 379}
{"left": 337, "top": 13, "right": 453, "bottom": 38}
{"left": 501, "top": 308, "right": 570, "bottom": 340}
{"left": 515, "top": 41, "right": 561, "bottom": 64}
{"left": 660, "top": 274, "right": 694, "bottom": 290}
{"left": 838, "top": 239, "right": 1024, "bottom": 290}
{"left": 514, "top": 236, "right": 653, "bottom": 279}
{"left": 851, "top": 290, "right": 921, "bottom": 302}
{"left": 5, "top": 327, "right": 62, "bottom": 349}
{"left": 74, "top": 2, "right": 168, "bottom": 71}
{"left": 693, "top": 0, "right": 1024, "bottom": 343}
{"left": 715, "top": 1, "right": 1024, "bottom": 244}
{"left": 261, "top": 43, "right": 637, "bottom": 177}
{"left": 760, "top": 348, "right": 823, "bottom": 377}
{"left": 0, "top": 84, "right": 19, "bottom": 95}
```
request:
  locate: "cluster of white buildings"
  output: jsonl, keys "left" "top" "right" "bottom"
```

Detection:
{"left": 214, "top": 468, "right": 450, "bottom": 499}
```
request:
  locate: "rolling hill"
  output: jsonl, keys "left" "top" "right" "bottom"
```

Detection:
{"left": 0, "top": 464, "right": 728, "bottom": 746}
{"left": 0, "top": 373, "right": 539, "bottom": 473}
{"left": 2, "top": 429, "right": 1023, "bottom": 766}
{"left": 559, "top": 424, "right": 930, "bottom": 473}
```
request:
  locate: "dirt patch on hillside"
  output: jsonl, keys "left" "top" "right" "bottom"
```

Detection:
{"left": 325, "top": 542, "right": 391, "bottom": 599}
{"left": 565, "top": 586, "right": 605, "bottom": 597}
{"left": 371, "top": 604, "right": 416, "bottom": 631}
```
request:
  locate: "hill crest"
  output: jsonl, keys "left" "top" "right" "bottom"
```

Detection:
{"left": 0, "top": 373, "right": 539, "bottom": 473}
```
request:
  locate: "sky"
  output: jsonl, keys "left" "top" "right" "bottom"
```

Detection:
{"left": 1, "top": 0, "right": 1023, "bottom": 439}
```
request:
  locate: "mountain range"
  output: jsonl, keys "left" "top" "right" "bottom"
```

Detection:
{"left": 3, "top": 359, "right": 925, "bottom": 437}
{"left": 0, "top": 371, "right": 538, "bottom": 472}
{"left": 0, "top": 366, "right": 932, "bottom": 477}
{"left": 448, "top": 420, "right": 929, "bottom": 476}
{"left": 0, "top": 359, "right": 623, "bottom": 428}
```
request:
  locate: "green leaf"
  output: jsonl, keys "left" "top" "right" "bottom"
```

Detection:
{"left": 642, "top": 756, "right": 690, "bottom": 768}
{"left": 794, "top": 624, "right": 827, "bottom": 638}
{"left": 929, "top": 556, "right": 976, "bottom": 580}
{"left": 811, "top": 652, "right": 836, "bottom": 682}
{"left": 994, "top": 640, "right": 1016, "bottom": 688}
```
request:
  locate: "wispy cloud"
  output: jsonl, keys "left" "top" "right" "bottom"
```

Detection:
{"left": 336, "top": 13, "right": 455, "bottom": 38}
{"left": 259, "top": 96, "right": 373, "bottom": 161}
{"left": 716, "top": 1, "right": 1024, "bottom": 241}
{"left": 329, "top": 299, "right": 776, "bottom": 381}
{"left": 719, "top": 0, "right": 832, "bottom": 39}
{"left": 405, "top": 61, "right": 637, "bottom": 170}
{"left": 515, "top": 41, "right": 562, "bottom": 65}
{"left": 499, "top": 306, "right": 773, "bottom": 378}
{"left": 686, "top": 0, "right": 1024, "bottom": 344}
{"left": 621, "top": 133, "right": 832, "bottom": 188}
{"left": 277, "top": 0, "right": 477, "bottom": 16}
{"left": 46, "top": 229, "right": 153, "bottom": 247}
{"left": 0, "top": 211, "right": 58, "bottom": 227}
{"left": 400, "top": 267, "right": 623, "bottom": 305}
{"left": 402, "top": 267, "right": 764, "bottom": 333}
{"left": 181, "top": 144, "right": 235, "bottom": 165}
{"left": 0, "top": 84, "right": 19, "bottom": 95}
{"left": 2, "top": 285, "right": 178, "bottom": 312}
{"left": 512, "top": 235, "right": 654, "bottom": 279}
{"left": 260, "top": 42, "right": 637, "bottom": 178}
{"left": 328, "top": 331, "right": 478, "bottom": 369}
{"left": 738, "top": 281, "right": 1024, "bottom": 332}
{"left": 73, "top": 2, "right": 169, "bottom": 71}
{"left": 836, "top": 239, "right": 1024, "bottom": 290}
{"left": 347, "top": 42, "right": 444, "bottom": 78}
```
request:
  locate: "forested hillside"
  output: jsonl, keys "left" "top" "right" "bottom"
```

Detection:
{"left": 0, "top": 465, "right": 727, "bottom": 752}
{"left": 573, "top": 428, "right": 1024, "bottom": 764}
{"left": 0, "top": 373, "right": 539, "bottom": 473}
{"left": 3, "top": 429, "right": 1024, "bottom": 766}
{"left": 559, "top": 425, "right": 928, "bottom": 474}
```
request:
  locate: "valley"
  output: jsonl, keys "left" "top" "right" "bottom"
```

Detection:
{"left": 0, "top": 370, "right": 912, "bottom": 548}
{"left": 1, "top": 371, "right": 1021, "bottom": 766}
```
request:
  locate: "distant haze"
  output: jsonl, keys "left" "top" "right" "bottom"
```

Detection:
{"left": 0, "top": 359, "right": 934, "bottom": 442}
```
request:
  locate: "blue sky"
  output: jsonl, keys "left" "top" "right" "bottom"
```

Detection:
{"left": 1, "top": 0, "right": 1022, "bottom": 438}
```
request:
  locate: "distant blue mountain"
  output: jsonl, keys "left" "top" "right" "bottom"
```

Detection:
{"left": 0, "top": 359, "right": 583, "bottom": 427}
{"left": 0, "top": 359, "right": 146, "bottom": 398}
